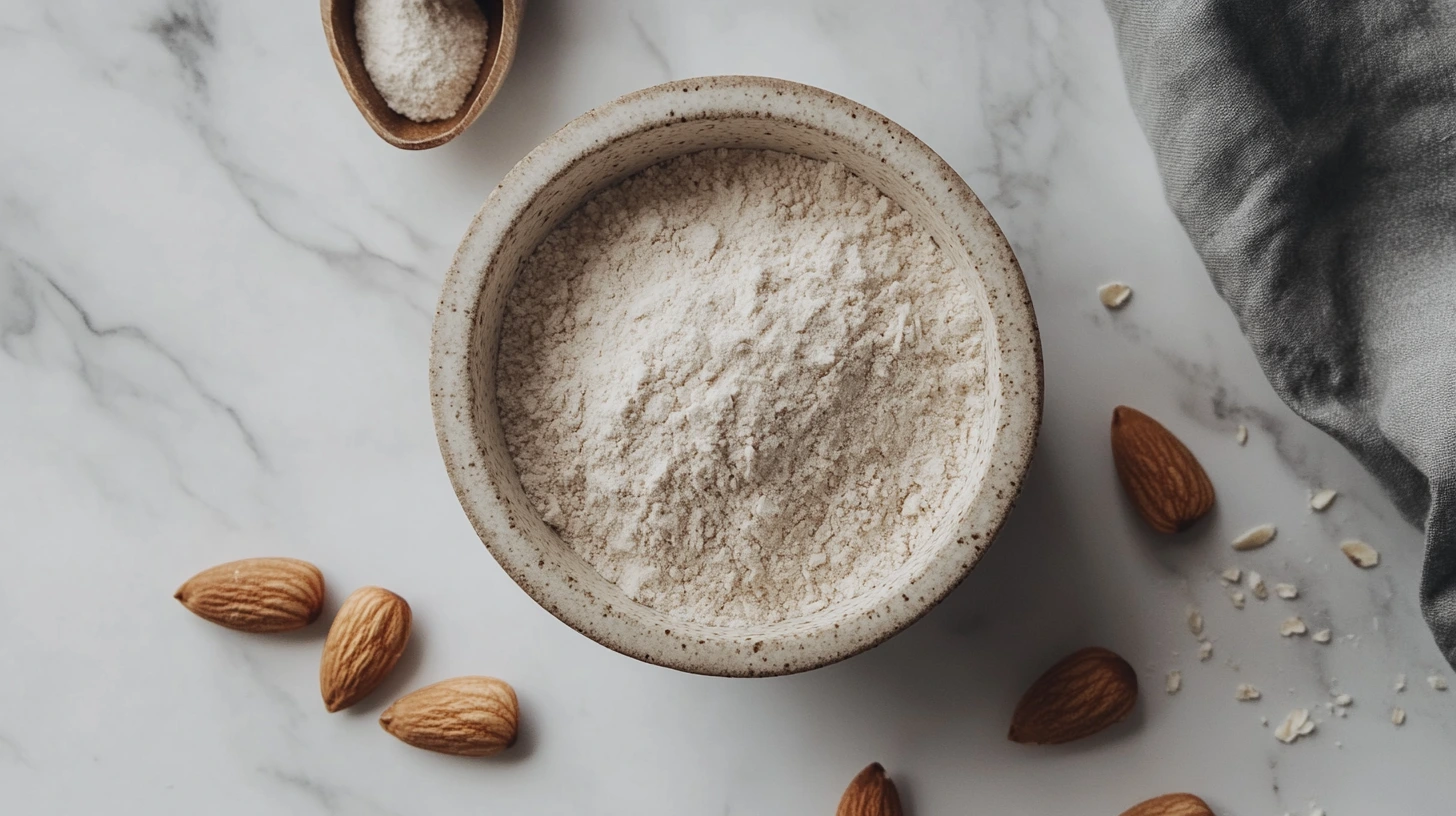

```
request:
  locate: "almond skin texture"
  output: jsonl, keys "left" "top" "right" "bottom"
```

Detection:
{"left": 320, "top": 586, "right": 411, "bottom": 712}
{"left": 174, "top": 557, "right": 324, "bottom": 633}
{"left": 1119, "top": 793, "right": 1215, "bottom": 816}
{"left": 379, "top": 676, "right": 519, "bottom": 756}
{"left": 836, "top": 763, "right": 903, "bottom": 816}
{"left": 1111, "top": 406, "right": 1215, "bottom": 533}
{"left": 1008, "top": 646, "right": 1139, "bottom": 744}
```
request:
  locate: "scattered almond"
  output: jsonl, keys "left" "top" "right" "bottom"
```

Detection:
{"left": 1340, "top": 540, "right": 1379, "bottom": 568}
{"left": 1279, "top": 617, "right": 1308, "bottom": 637}
{"left": 1008, "top": 647, "right": 1138, "bottom": 744}
{"left": 1312, "top": 629, "right": 1331, "bottom": 644}
{"left": 1392, "top": 707, "right": 1406, "bottom": 726}
{"left": 1310, "top": 489, "right": 1337, "bottom": 511}
{"left": 320, "top": 586, "right": 411, "bottom": 712}
{"left": 1111, "top": 406, "right": 1216, "bottom": 534}
{"left": 1274, "top": 708, "right": 1316, "bottom": 743}
{"left": 379, "top": 676, "right": 518, "bottom": 756}
{"left": 1235, "top": 424, "right": 1248, "bottom": 445}
{"left": 1219, "top": 567, "right": 1241, "bottom": 583}
{"left": 1275, "top": 582, "right": 1298, "bottom": 600}
{"left": 1429, "top": 675, "right": 1448, "bottom": 691}
{"left": 1166, "top": 671, "right": 1182, "bottom": 694}
{"left": 1231, "top": 523, "right": 1276, "bottom": 551}
{"left": 835, "top": 763, "right": 903, "bottom": 816}
{"left": 1118, "top": 792, "right": 1214, "bottom": 816}
{"left": 174, "top": 557, "right": 324, "bottom": 633}
{"left": 1229, "top": 590, "right": 1246, "bottom": 609}
{"left": 1098, "top": 282, "right": 1133, "bottom": 309}
{"left": 1236, "top": 683, "right": 1261, "bottom": 701}
{"left": 1248, "top": 571, "right": 1268, "bottom": 600}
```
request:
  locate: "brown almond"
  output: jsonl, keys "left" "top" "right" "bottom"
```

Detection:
{"left": 1120, "top": 793, "right": 1215, "bottom": 816}
{"left": 379, "top": 676, "right": 519, "bottom": 756}
{"left": 836, "top": 763, "right": 903, "bottom": 816}
{"left": 174, "top": 557, "right": 324, "bottom": 633}
{"left": 320, "top": 586, "right": 411, "bottom": 712}
{"left": 1008, "top": 646, "right": 1138, "bottom": 744}
{"left": 1111, "top": 406, "right": 1215, "bottom": 533}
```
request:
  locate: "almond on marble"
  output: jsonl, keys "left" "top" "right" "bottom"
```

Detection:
{"left": 174, "top": 557, "right": 324, "bottom": 633}
{"left": 1009, "top": 647, "right": 1139, "bottom": 744}
{"left": 320, "top": 586, "right": 411, "bottom": 712}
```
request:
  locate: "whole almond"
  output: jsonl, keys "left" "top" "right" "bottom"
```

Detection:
{"left": 1120, "top": 793, "right": 1215, "bottom": 816}
{"left": 379, "top": 676, "right": 519, "bottom": 756}
{"left": 1111, "top": 406, "right": 1215, "bottom": 533}
{"left": 174, "top": 557, "right": 324, "bottom": 633}
{"left": 1008, "top": 646, "right": 1138, "bottom": 744}
{"left": 836, "top": 763, "right": 903, "bottom": 816}
{"left": 320, "top": 586, "right": 411, "bottom": 712}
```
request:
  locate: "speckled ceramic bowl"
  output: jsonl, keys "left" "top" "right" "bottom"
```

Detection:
{"left": 431, "top": 76, "right": 1042, "bottom": 676}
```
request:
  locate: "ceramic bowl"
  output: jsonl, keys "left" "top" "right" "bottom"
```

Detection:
{"left": 431, "top": 76, "right": 1042, "bottom": 676}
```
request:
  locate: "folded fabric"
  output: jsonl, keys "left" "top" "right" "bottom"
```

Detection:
{"left": 1104, "top": 0, "right": 1456, "bottom": 666}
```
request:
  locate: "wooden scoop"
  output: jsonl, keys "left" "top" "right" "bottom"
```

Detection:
{"left": 321, "top": 0, "right": 521, "bottom": 150}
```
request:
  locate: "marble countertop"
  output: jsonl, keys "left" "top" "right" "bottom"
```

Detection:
{"left": 4, "top": 0, "right": 1452, "bottom": 812}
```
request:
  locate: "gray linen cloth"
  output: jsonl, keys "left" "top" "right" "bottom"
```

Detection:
{"left": 1104, "top": 0, "right": 1456, "bottom": 666}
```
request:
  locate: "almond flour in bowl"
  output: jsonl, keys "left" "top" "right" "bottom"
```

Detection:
{"left": 431, "top": 76, "right": 1041, "bottom": 675}
{"left": 496, "top": 149, "right": 989, "bottom": 627}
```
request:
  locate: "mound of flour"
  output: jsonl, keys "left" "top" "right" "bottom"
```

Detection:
{"left": 496, "top": 149, "right": 988, "bottom": 627}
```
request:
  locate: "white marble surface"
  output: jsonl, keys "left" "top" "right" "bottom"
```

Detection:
{"left": 3, "top": 0, "right": 1453, "bottom": 812}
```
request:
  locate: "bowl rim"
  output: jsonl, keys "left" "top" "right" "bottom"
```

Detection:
{"left": 430, "top": 75, "right": 1043, "bottom": 676}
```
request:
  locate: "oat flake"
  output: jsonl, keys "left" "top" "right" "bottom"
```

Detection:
{"left": 1340, "top": 540, "right": 1380, "bottom": 568}
{"left": 1187, "top": 606, "right": 1204, "bottom": 637}
{"left": 1275, "top": 582, "right": 1298, "bottom": 600}
{"left": 1280, "top": 617, "right": 1308, "bottom": 637}
{"left": 1166, "top": 671, "right": 1182, "bottom": 694}
{"left": 1098, "top": 282, "right": 1132, "bottom": 309}
{"left": 1236, "top": 683, "right": 1261, "bottom": 701}
{"left": 1248, "top": 570, "right": 1269, "bottom": 600}
{"left": 1274, "top": 708, "right": 1316, "bottom": 743}
{"left": 1232, "top": 523, "right": 1277, "bottom": 551}
{"left": 1393, "top": 707, "right": 1407, "bottom": 726}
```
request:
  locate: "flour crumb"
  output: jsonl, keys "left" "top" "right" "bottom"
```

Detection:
{"left": 498, "top": 150, "right": 989, "bottom": 626}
